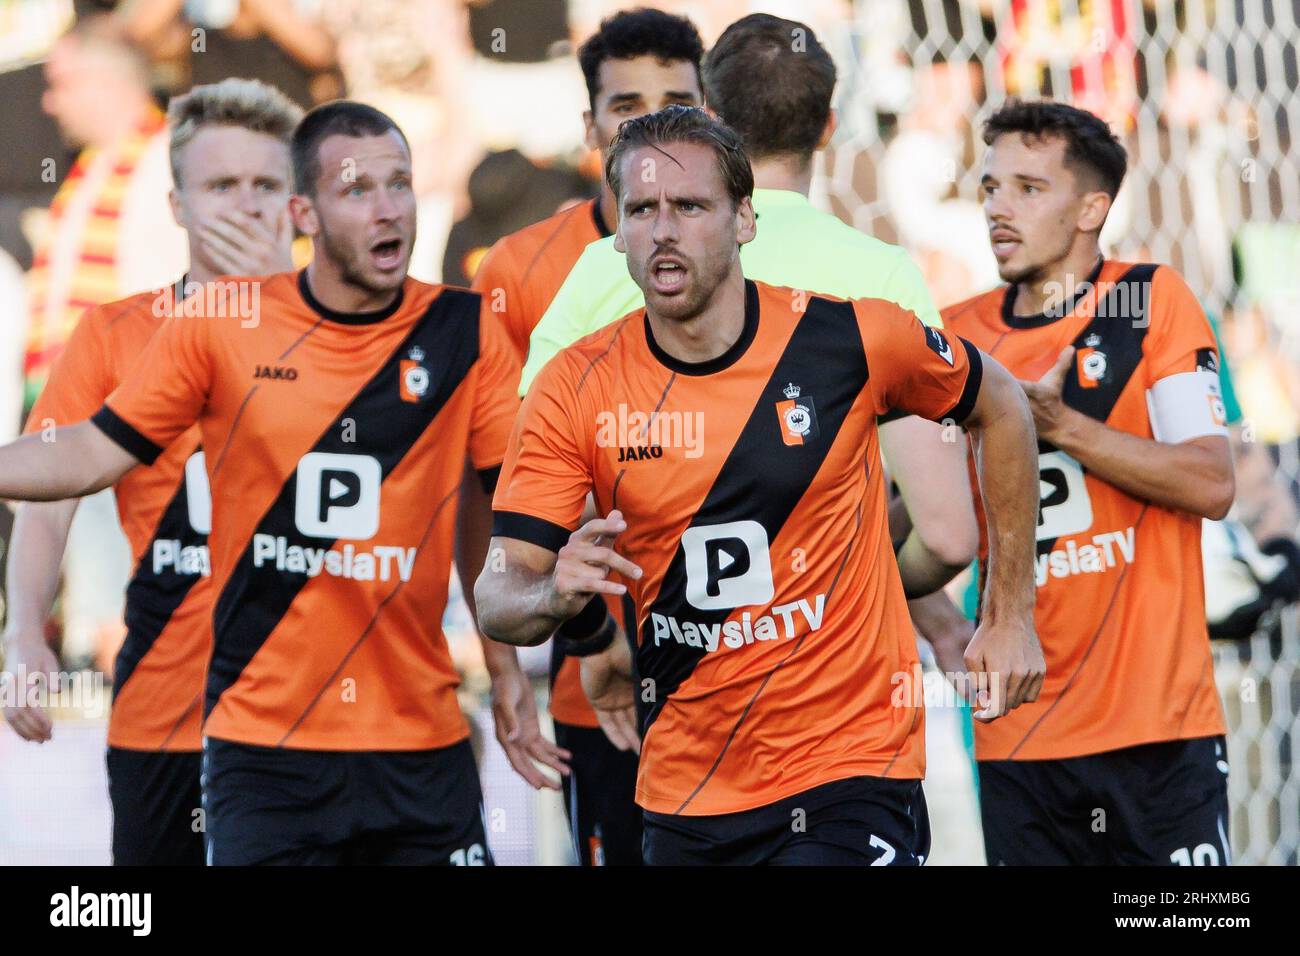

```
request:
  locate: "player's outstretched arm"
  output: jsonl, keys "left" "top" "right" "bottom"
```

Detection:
{"left": 0, "top": 421, "right": 140, "bottom": 502}
{"left": 881, "top": 415, "right": 979, "bottom": 597}
{"left": 1, "top": 499, "right": 79, "bottom": 742}
{"left": 960, "top": 352, "right": 1046, "bottom": 721}
{"left": 474, "top": 510, "right": 642, "bottom": 647}
{"left": 455, "top": 464, "right": 573, "bottom": 789}
{"left": 1023, "top": 347, "right": 1234, "bottom": 519}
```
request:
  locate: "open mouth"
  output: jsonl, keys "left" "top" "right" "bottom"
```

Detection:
{"left": 990, "top": 232, "right": 1020, "bottom": 259}
{"left": 370, "top": 238, "right": 403, "bottom": 271}
{"left": 651, "top": 259, "right": 687, "bottom": 294}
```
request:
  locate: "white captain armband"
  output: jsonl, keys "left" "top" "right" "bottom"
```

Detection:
{"left": 1146, "top": 364, "right": 1230, "bottom": 445}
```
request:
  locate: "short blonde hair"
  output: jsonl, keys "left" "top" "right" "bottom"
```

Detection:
{"left": 168, "top": 78, "right": 303, "bottom": 187}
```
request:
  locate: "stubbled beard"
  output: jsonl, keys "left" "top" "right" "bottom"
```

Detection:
{"left": 320, "top": 223, "right": 400, "bottom": 295}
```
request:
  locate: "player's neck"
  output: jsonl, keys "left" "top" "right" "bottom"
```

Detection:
{"left": 1011, "top": 243, "right": 1104, "bottom": 318}
{"left": 646, "top": 269, "right": 748, "bottom": 366}
{"left": 750, "top": 155, "right": 813, "bottom": 197}
{"left": 304, "top": 261, "right": 401, "bottom": 315}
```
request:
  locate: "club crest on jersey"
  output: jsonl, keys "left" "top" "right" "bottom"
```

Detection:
{"left": 776, "top": 382, "right": 819, "bottom": 446}
{"left": 399, "top": 346, "right": 430, "bottom": 403}
{"left": 1077, "top": 335, "right": 1107, "bottom": 388}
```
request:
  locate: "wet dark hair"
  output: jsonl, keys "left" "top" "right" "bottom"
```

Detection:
{"left": 983, "top": 99, "right": 1128, "bottom": 198}
{"left": 577, "top": 7, "right": 704, "bottom": 109}
{"left": 605, "top": 105, "right": 753, "bottom": 208}
{"left": 291, "top": 100, "right": 409, "bottom": 195}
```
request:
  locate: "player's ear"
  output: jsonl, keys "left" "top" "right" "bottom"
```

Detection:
{"left": 817, "top": 110, "right": 838, "bottom": 150}
{"left": 1077, "top": 189, "right": 1112, "bottom": 234}
{"left": 168, "top": 187, "right": 185, "bottom": 231}
{"left": 735, "top": 196, "right": 756, "bottom": 245}
{"left": 288, "top": 193, "right": 318, "bottom": 237}
{"left": 582, "top": 110, "right": 600, "bottom": 152}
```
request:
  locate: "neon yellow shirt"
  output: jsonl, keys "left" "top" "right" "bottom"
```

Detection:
{"left": 519, "top": 188, "right": 942, "bottom": 395}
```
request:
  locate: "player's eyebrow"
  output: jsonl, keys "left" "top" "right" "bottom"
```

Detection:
{"left": 605, "top": 92, "right": 645, "bottom": 107}
{"left": 1012, "top": 173, "right": 1051, "bottom": 185}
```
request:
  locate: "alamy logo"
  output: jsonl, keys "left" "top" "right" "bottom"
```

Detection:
{"left": 50, "top": 886, "right": 151, "bottom": 936}
{"left": 682, "top": 521, "right": 774, "bottom": 610}
{"left": 294, "top": 452, "right": 381, "bottom": 539}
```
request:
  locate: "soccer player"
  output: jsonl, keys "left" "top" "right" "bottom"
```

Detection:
{"left": 1, "top": 77, "right": 300, "bottom": 865}
{"left": 521, "top": 13, "right": 980, "bottom": 612}
{"left": 468, "top": 6, "right": 705, "bottom": 866}
{"left": 476, "top": 107, "right": 1045, "bottom": 865}
{"left": 944, "top": 100, "right": 1235, "bottom": 865}
{"left": 0, "top": 101, "right": 526, "bottom": 866}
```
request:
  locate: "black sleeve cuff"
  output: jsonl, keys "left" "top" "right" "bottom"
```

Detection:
{"left": 937, "top": 338, "right": 983, "bottom": 426}
{"left": 491, "top": 510, "right": 571, "bottom": 552}
{"left": 477, "top": 464, "right": 502, "bottom": 495}
{"left": 557, "top": 594, "right": 610, "bottom": 639}
{"left": 877, "top": 407, "right": 907, "bottom": 426}
{"left": 91, "top": 405, "right": 162, "bottom": 465}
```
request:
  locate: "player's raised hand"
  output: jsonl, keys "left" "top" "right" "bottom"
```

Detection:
{"left": 548, "top": 509, "right": 642, "bottom": 620}
{"left": 963, "top": 617, "right": 1045, "bottom": 721}
{"left": 198, "top": 209, "right": 294, "bottom": 277}
{"left": 1017, "top": 346, "right": 1074, "bottom": 442}
{"left": 580, "top": 633, "right": 641, "bottom": 754}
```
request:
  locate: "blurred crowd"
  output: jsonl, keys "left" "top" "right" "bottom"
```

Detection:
{"left": 0, "top": 0, "right": 1297, "bottom": 671}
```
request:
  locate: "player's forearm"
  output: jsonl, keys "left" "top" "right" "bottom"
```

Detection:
{"left": 474, "top": 560, "right": 565, "bottom": 648}
{"left": 1051, "top": 411, "right": 1234, "bottom": 519}
{"left": 0, "top": 426, "right": 125, "bottom": 502}
{"left": 968, "top": 366, "right": 1038, "bottom": 625}
{"left": 896, "top": 531, "right": 968, "bottom": 598}
{"left": 880, "top": 416, "right": 979, "bottom": 570}
{"left": 2, "top": 500, "right": 77, "bottom": 647}
{"left": 908, "top": 588, "right": 973, "bottom": 658}
{"left": 455, "top": 468, "right": 528, "bottom": 675}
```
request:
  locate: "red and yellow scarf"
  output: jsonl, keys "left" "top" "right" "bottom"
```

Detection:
{"left": 24, "top": 107, "right": 166, "bottom": 407}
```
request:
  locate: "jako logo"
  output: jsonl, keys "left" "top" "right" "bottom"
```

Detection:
{"left": 50, "top": 886, "right": 151, "bottom": 936}
{"left": 617, "top": 444, "right": 663, "bottom": 462}
{"left": 254, "top": 364, "right": 297, "bottom": 380}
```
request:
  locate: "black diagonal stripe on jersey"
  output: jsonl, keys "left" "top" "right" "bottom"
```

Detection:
{"left": 115, "top": 453, "right": 207, "bottom": 694}
{"left": 1036, "top": 263, "right": 1157, "bottom": 557}
{"left": 638, "top": 295, "right": 868, "bottom": 732}
{"left": 206, "top": 289, "right": 481, "bottom": 718}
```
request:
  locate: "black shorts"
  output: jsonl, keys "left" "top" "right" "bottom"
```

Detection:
{"left": 106, "top": 747, "right": 205, "bottom": 866}
{"left": 202, "top": 737, "right": 492, "bottom": 866}
{"left": 978, "top": 735, "right": 1231, "bottom": 866}
{"left": 553, "top": 721, "right": 643, "bottom": 866}
{"left": 642, "top": 776, "right": 930, "bottom": 866}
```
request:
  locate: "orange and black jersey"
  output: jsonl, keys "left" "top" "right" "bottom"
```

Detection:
{"left": 472, "top": 198, "right": 608, "bottom": 358}
{"left": 26, "top": 282, "right": 209, "bottom": 751}
{"left": 494, "top": 280, "right": 983, "bottom": 815}
{"left": 93, "top": 271, "right": 521, "bottom": 750}
{"left": 944, "top": 260, "right": 1228, "bottom": 761}
{"left": 473, "top": 196, "right": 610, "bottom": 730}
